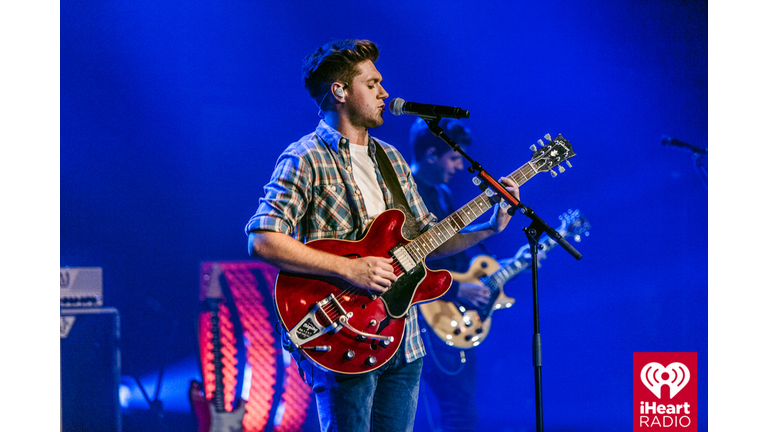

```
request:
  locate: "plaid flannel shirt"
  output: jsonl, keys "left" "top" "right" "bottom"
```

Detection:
{"left": 246, "top": 120, "right": 436, "bottom": 363}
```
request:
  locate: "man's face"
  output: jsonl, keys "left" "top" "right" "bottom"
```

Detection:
{"left": 436, "top": 149, "right": 465, "bottom": 184}
{"left": 345, "top": 59, "right": 389, "bottom": 129}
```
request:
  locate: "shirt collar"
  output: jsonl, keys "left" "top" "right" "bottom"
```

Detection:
{"left": 316, "top": 119, "right": 377, "bottom": 156}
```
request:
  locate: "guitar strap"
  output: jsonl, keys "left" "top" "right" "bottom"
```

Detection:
{"left": 374, "top": 141, "right": 421, "bottom": 239}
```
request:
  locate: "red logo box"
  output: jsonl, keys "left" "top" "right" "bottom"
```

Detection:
{"left": 633, "top": 352, "right": 697, "bottom": 431}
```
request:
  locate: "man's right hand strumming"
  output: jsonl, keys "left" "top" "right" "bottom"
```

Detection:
{"left": 342, "top": 256, "right": 397, "bottom": 293}
{"left": 249, "top": 231, "right": 397, "bottom": 294}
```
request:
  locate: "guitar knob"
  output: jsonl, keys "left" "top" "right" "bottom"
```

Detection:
{"left": 453, "top": 328, "right": 462, "bottom": 335}
{"left": 380, "top": 339, "right": 390, "bottom": 348}
{"left": 465, "top": 334, "right": 474, "bottom": 341}
{"left": 475, "top": 327, "right": 484, "bottom": 334}
{"left": 344, "top": 350, "right": 356, "bottom": 360}
{"left": 365, "top": 356, "right": 377, "bottom": 366}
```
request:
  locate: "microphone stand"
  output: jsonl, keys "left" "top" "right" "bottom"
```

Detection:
{"left": 424, "top": 118, "right": 582, "bottom": 432}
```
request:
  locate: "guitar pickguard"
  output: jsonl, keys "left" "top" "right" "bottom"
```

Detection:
{"left": 379, "top": 263, "right": 427, "bottom": 318}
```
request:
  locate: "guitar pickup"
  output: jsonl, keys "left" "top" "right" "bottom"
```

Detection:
{"left": 285, "top": 295, "right": 344, "bottom": 348}
{"left": 390, "top": 244, "right": 418, "bottom": 275}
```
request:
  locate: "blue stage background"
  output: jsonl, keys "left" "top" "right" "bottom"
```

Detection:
{"left": 60, "top": 1, "right": 708, "bottom": 431}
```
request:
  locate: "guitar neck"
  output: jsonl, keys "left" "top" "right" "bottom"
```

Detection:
{"left": 208, "top": 308, "right": 227, "bottom": 412}
{"left": 405, "top": 165, "right": 536, "bottom": 261}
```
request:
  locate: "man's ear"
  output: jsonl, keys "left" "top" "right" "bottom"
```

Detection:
{"left": 425, "top": 147, "right": 438, "bottom": 164}
{"left": 332, "top": 82, "right": 347, "bottom": 101}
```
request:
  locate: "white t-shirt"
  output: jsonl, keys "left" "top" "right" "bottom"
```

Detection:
{"left": 349, "top": 143, "right": 386, "bottom": 219}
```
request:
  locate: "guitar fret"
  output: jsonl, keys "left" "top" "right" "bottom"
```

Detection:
{"left": 457, "top": 207, "right": 472, "bottom": 225}
{"left": 444, "top": 215, "right": 455, "bottom": 233}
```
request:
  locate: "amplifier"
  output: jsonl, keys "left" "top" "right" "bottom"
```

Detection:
{"left": 60, "top": 267, "right": 103, "bottom": 308}
{"left": 61, "top": 307, "right": 122, "bottom": 432}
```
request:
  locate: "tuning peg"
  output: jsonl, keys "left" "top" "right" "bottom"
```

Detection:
{"left": 566, "top": 160, "right": 572, "bottom": 168}
{"left": 549, "top": 170, "right": 557, "bottom": 178}
{"left": 537, "top": 139, "right": 544, "bottom": 147}
{"left": 558, "top": 165, "right": 565, "bottom": 173}
{"left": 529, "top": 144, "right": 537, "bottom": 151}
{"left": 544, "top": 133, "right": 551, "bottom": 141}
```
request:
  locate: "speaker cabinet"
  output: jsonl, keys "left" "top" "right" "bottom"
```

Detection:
{"left": 60, "top": 307, "right": 121, "bottom": 432}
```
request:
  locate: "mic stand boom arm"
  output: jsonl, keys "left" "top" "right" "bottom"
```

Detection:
{"left": 424, "top": 118, "right": 583, "bottom": 261}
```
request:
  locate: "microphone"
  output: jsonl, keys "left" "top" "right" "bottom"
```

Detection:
{"left": 662, "top": 135, "right": 707, "bottom": 154}
{"left": 389, "top": 98, "right": 470, "bottom": 119}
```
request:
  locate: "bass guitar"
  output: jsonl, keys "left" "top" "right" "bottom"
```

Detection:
{"left": 419, "top": 209, "right": 591, "bottom": 349}
{"left": 190, "top": 263, "right": 246, "bottom": 432}
{"left": 274, "top": 134, "right": 576, "bottom": 374}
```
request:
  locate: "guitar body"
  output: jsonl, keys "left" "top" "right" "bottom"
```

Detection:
{"left": 274, "top": 209, "right": 452, "bottom": 374}
{"left": 419, "top": 255, "right": 515, "bottom": 349}
{"left": 189, "top": 380, "right": 246, "bottom": 432}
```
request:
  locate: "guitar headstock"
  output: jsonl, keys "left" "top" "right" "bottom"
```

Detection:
{"left": 557, "top": 209, "right": 591, "bottom": 242}
{"left": 528, "top": 134, "right": 576, "bottom": 177}
{"left": 204, "top": 262, "right": 225, "bottom": 299}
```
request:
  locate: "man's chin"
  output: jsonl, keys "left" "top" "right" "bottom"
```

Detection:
{"left": 367, "top": 117, "right": 385, "bottom": 129}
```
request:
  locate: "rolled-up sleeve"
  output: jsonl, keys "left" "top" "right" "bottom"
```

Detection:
{"left": 245, "top": 149, "right": 312, "bottom": 238}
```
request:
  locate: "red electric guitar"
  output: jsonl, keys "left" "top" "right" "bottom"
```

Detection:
{"left": 274, "top": 134, "right": 576, "bottom": 374}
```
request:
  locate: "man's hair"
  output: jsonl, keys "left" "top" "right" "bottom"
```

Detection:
{"left": 302, "top": 39, "right": 380, "bottom": 106}
{"left": 410, "top": 117, "right": 473, "bottom": 161}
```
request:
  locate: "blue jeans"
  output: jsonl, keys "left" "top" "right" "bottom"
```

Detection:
{"left": 296, "top": 347, "right": 423, "bottom": 432}
{"left": 417, "top": 323, "right": 479, "bottom": 432}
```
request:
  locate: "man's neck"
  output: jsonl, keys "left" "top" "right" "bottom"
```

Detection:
{"left": 323, "top": 112, "right": 369, "bottom": 145}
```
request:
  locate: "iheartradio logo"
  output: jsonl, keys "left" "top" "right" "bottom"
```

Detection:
{"left": 640, "top": 362, "right": 690, "bottom": 399}
{"left": 633, "top": 352, "right": 697, "bottom": 431}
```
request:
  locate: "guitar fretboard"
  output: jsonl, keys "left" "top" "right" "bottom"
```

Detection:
{"left": 404, "top": 165, "right": 537, "bottom": 262}
{"left": 488, "top": 231, "right": 563, "bottom": 287}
